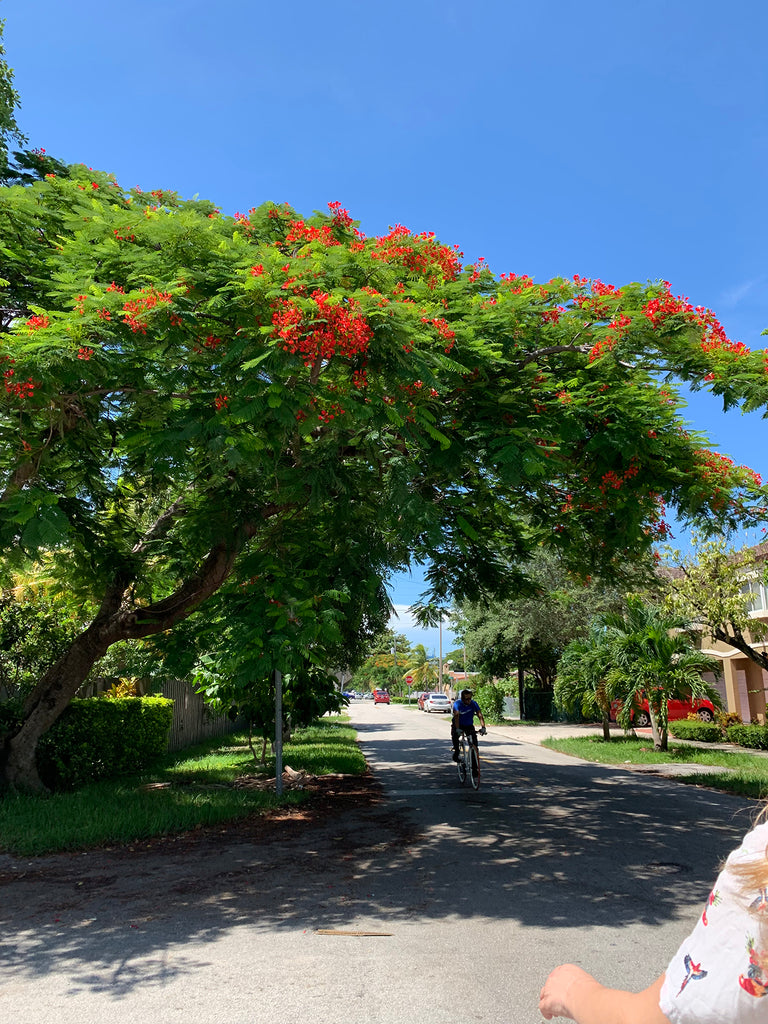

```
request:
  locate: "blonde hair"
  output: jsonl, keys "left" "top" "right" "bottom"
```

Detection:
{"left": 731, "top": 803, "right": 768, "bottom": 908}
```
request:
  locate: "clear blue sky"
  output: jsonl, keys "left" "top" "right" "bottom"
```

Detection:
{"left": 4, "top": 0, "right": 767, "bottom": 653}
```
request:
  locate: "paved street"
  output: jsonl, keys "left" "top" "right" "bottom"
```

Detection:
{"left": 1, "top": 703, "right": 757, "bottom": 1024}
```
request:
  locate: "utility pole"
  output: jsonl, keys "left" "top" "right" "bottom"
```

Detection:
{"left": 438, "top": 613, "right": 443, "bottom": 692}
{"left": 274, "top": 669, "right": 283, "bottom": 795}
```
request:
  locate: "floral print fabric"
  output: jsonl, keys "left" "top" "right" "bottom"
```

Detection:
{"left": 659, "top": 822, "right": 768, "bottom": 1022}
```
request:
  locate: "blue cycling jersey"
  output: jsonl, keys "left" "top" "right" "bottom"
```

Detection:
{"left": 453, "top": 698, "right": 480, "bottom": 728}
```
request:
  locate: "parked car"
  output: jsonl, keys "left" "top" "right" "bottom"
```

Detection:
{"left": 417, "top": 691, "right": 430, "bottom": 710}
{"left": 373, "top": 690, "right": 390, "bottom": 704}
{"left": 424, "top": 693, "right": 452, "bottom": 714}
{"left": 610, "top": 694, "right": 717, "bottom": 728}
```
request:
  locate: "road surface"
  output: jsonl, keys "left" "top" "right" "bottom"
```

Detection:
{"left": 0, "top": 701, "right": 756, "bottom": 1024}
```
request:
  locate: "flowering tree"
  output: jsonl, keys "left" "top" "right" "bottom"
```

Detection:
{"left": 1, "top": 163, "right": 767, "bottom": 790}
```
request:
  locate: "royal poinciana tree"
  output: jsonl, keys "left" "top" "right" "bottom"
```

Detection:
{"left": 1, "top": 163, "right": 767, "bottom": 790}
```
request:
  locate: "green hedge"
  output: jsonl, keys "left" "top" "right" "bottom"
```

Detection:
{"left": 726, "top": 723, "right": 768, "bottom": 751}
{"left": 667, "top": 720, "right": 722, "bottom": 743}
{"left": 36, "top": 696, "right": 174, "bottom": 790}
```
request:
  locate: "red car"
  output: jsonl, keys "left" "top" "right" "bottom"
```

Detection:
{"left": 373, "top": 690, "right": 390, "bottom": 705}
{"left": 611, "top": 695, "right": 717, "bottom": 728}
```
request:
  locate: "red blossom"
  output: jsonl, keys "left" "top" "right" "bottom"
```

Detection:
{"left": 77, "top": 347, "right": 94, "bottom": 360}
{"left": 271, "top": 291, "right": 372, "bottom": 365}
{"left": 25, "top": 315, "right": 50, "bottom": 331}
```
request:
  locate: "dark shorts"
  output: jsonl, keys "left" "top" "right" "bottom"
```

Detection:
{"left": 452, "top": 724, "right": 478, "bottom": 748}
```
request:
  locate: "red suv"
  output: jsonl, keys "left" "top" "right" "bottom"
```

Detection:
{"left": 611, "top": 695, "right": 717, "bottom": 728}
{"left": 373, "top": 690, "right": 390, "bottom": 705}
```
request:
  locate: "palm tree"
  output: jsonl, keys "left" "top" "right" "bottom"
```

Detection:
{"left": 555, "top": 624, "right": 614, "bottom": 740}
{"left": 603, "top": 596, "right": 721, "bottom": 751}
{"left": 404, "top": 644, "right": 439, "bottom": 690}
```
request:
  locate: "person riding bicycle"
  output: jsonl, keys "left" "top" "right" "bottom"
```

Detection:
{"left": 451, "top": 688, "right": 486, "bottom": 762}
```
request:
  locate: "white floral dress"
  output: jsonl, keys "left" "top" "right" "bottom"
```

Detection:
{"left": 659, "top": 821, "right": 768, "bottom": 1023}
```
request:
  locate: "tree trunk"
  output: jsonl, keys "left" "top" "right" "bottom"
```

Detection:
{"left": 648, "top": 706, "right": 668, "bottom": 751}
{"left": 1, "top": 538, "right": 241, "bottom": 792}
{"left": 601, "top": 714, "right": 611, "bottom": 741}
{"left": 2, "top": 624, "right": 112, "bottom": 792}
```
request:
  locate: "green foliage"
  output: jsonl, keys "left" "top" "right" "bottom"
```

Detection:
{"left": 455, "top": 550, "right": 636, "bottom": 685}
{"left": 726, "top": 723, "right": 768, "bottom": 750}
{"left": 474, "top": 683, "right": 505, "bottom": 723}
{"left": 663, "top": 536, "right": 768, "bottom": 675}
{"left": 3, "top": 158, "right": 768, "bottom": 789}
{"left": 600, "top": 597, "right": 722, "bottom": 749}
{"left": 554, "top": 621, "right": 614, "bottom": 723}
{"left": 0, "top": 590, "right": 80, "bottom": 706}
{"left": 667, "top": 720, "right": 722, "bottom": 742}
{"left": 35, "top": 696, "right": 173, "bottom": 790}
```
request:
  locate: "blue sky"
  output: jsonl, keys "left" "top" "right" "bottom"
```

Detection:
{"left": 4, "top": 0, "right": 767, "bottom": 654}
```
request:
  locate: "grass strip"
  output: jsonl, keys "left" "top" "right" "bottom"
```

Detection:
{"left": 541, "top": 735, "right": 768, "bottom": 800}
{"left": 0, "top": 715, "right": 365, "bottom": 857}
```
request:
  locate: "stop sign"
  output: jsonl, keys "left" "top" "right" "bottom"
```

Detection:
{"left": 406, "top": 675, "right": 413, "bottom": 686}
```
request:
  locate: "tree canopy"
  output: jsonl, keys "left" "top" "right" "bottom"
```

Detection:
{"left": 1, "top": 162, "right": 767, "bottom": 789}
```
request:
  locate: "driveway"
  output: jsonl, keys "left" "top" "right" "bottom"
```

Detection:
{"left": 0, "top": 704, "right": 756, "bottom": 1024}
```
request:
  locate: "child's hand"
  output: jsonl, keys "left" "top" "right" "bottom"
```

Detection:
{"left": 539, "top": 964, "right": 597, "bottom": 1020}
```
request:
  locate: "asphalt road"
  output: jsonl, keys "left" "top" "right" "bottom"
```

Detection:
{"left": 1, "top": 702, "right": 757, "bottom": 1024}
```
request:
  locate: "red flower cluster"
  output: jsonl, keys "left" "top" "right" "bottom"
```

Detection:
{"left": 271, "top": 291, "right": 372, "bottom": 366}
{"left": 370, "top": 226, "right": 462, "bottom": 285}
{"left": 327, "top": 202, "right": 355, "bottom": 231}
{"left": 204, "top": 335, "right": 224, "bottom": 349}
{"left": 4, "top": 372, "right": 37, "bottom": 399}
{"left": 599, "top": 458, "right": 640, "bottom": 494}
{"left": 643, "top": 283, "right": 747, "bottom": 357}
{"left": 77, "top": 347, "right": 93, "bottom": 360}
{"left": 285, "top": 220, "right": 341, "bottom": 247}
{"left": 25, "top": 315, "right": 50, "bottom": 331}
{"left": 214, "top": 394, "right": 229, "bottom": 410}
{"left": 121, "top": 289, "right": 174, "bottom": 334}
{"left": 423, "top": 316, "right": 456, "bottom": 352}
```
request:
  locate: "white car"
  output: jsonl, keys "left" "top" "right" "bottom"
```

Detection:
{"left": 424, "top": 693, "right": 452, "bottom": 713}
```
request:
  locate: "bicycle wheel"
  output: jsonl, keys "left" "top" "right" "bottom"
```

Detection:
{"left": 457, "top": 737, "right": 467, "bottom": 784}
{"left": 469, "top": 744, "right": 480, "bottom": 789}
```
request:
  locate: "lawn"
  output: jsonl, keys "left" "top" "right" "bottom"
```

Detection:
{"left": 541, "top": 734, "right": 768, "bottom": 800}
{"left": 0, "top": 715, "right": 366, "bottom": 857}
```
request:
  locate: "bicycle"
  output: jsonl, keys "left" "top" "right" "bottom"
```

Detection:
{"left": 456, "top": 726, "right": 484, "bottom": 789}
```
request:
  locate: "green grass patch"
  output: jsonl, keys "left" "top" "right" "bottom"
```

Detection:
{"left": 541, "top": 735, "right": 768, "bottom": 800}
{"left": 0, "top": 716, "right": 366, "bottom": 857}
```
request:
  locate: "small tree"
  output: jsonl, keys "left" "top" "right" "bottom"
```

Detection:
{"left": 554, "top": 624, "right": 615, "bottom": 739}
{"left": 663, "top": 536, "right": 768, "bottom": 673}
{"left": 603, "top": 597, "right": 721, "bottom": 750}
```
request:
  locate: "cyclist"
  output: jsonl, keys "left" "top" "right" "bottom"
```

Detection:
{"left": 451, "top": 688, "right": 486, "bottom": 762}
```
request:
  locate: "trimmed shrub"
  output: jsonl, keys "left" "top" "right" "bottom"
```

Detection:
{"left": 668, "top": 720, "right": 722, "bottom": 743}
{"left": 36, "top": 696, "right": 174, "bottom": 790}
{"left": 726, "top": 723, "right": 768, "bottom": 751}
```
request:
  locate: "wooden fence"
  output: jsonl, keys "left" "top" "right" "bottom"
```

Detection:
{"left": 158, "top": 678, "right": 241, "bottom": 752}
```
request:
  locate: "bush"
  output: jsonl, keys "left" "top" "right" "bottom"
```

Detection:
{"left": 474, "top": 684, "right": 505, "bottom": 723}
{"left": 717, "top": 710, "right": 743, "bottom": 730}
{"left": 36, "top": 696, "right": 174, "bottom": 790}
{"left": 726, "top": 723, "right": 768, "bottom": 751}
{"left": 668, "top": 720, "right": 722, "bottom": 743}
